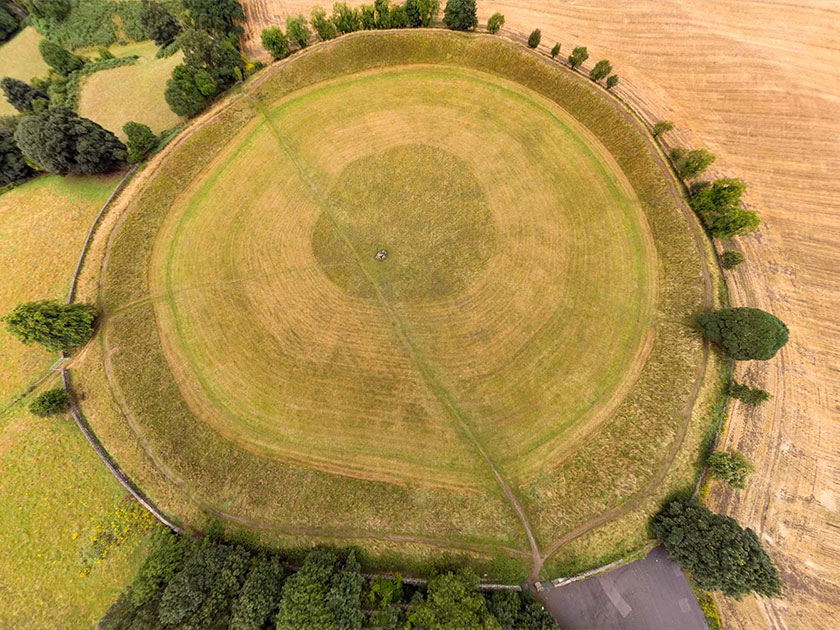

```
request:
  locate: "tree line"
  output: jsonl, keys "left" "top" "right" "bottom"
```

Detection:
{"left": 99, "top": 531, "right": 559, "bottom": 630}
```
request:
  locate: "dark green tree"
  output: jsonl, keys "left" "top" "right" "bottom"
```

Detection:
{"left": 122, "top": 121, "right": 158, "bottom": 163}
{"left": 14, "top": 108, "right": 126, "bottom": 175}
{"left": 157, "top": 542, "right": 251, "bottom": 628}
{"left": 165, "top": 63, "right": 215, "bottom": 116}
{"left": 275, "top": 548, "right": 364, "bottom": 630}
{"left": 410, "top": 570, "right": 501, "bottom": 630}
{"left": 487, "top": 590, "right": 558, "bottom": 630}
{"left": 38, "top": 39, "right": 83, "bottom": 74}
{"left": 286, "top": 14, "right": 311, "bottom": 48}
{"left": 310, "top": 6, "right": 337, "bottom": 40}
{"left": 690, "top": 178, "right": 760, "bottom": 237}
{"left": 589, "top": 59, "right": 612, "bottom": 81}
{"left": 729, "top": 381, "right": 771, "bottom": 406}
{"left": 0, "top": 4, "right": 20, "bottom": 42}
{"left": 652, "top": 499, "right": 781, "bottom": 599}
{"left": 720, "top": 250, "right": 744, "bottom": 269}
{"left": 28, "top": 387, "right": 71, "bottom": 416}
{"left": 131, "top": 530, "right": 196, "bottom": 606}
{"left": 696, "top": 307, "right": 789, "bottom": 360}
{"left": 230, "top": 555, "right": 287, "bottom": 630}
{"left": 24, "top": 0, "right": 70, "bottom": 21}
{"left": 0, "top": 120, "right": 33, "bottom": 186}
{"left": 486, "top": 12, "right": 504, "bottom": 34}
{"left": 360, "top": 4, "right": 376, "bottom": 29}
{"left": 652, "top": 120, "right": 674, "bottom": 138}
{"left": 180, "top": 27, "right": 243, "bottom": 87}
{"left": 567, "top": 46, "right": 588, "bottom": 69}
{"left": 549, "top": 42, "right": 560, "bottom": 58}
{"left": 605, "top": 74, "right": 619, "bottom": 90}
{"left": 389, "top": 3, "right": 408, "bottom": 28}
{"left": 3, "top": 300, "right": 97, "bottom": 351}
{"left": 443, "top": 0, "right": 476, "bottom": 31}
{"left": 406, "top": 0, "right": 438, "bottom": 27}
{"left": 708, "top": 450, "right": 755, "bottom": 489}
{"left": 527, "top": 28, "right": 541, "bottom": 49}
{"left": 373, "top": 0, "right": 391, "bottom": 28}
{"left": 183, "top": 0, "right": 244, "bottom": 36}
{"left": 140, "top": 0, "right": 181, "bottom": 46}
{"left": 332, "top": 3, "right": 361, "bottom": 33}
{"left": 670, "top": 147, "right": 715, "bottom": 179}
{"left": 261, "top": 26, "right": 290, "bottom": 59}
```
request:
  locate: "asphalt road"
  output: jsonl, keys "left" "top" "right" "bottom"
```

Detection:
{"left": 538, "top": 547, "right": 709, "bottom": 630}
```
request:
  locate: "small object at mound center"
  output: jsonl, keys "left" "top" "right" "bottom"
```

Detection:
{"left": 375, "top": 249, "right": 389, "bottom": 261}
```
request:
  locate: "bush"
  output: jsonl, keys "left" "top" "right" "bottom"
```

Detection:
{"left": 286, "top": 14, "right": 311, "bottom": 49}
{"left": 729, "top": 381, "right": 771, "bottom": 406}
{"left": 310, "top": 6, "right": 337, "bottom": 40}
{"left": 527, "top": 28, "right": 541, "bottom": 49}
{"left": 15, "top": 107, "right": 127, "bottom": 175}
{"left": 550, "top": 42, "right": 560, "bottom": 58}
{"left": 670, "top": 147, "right": 715, "bottom": 179}
{"left": 696, "top": 307, "right": 789, "bottom": 360}
{"left": 720, "top": 250, "right": 744, "bottom": 269}
{"left": 691, "top": 178, "right": 760, "bottom": 237}
{"left": 652, "top": 499, "right": 781, "bottom": 598}
{"left": 605, "top": 74, "right": 619, "bottom": 90}
{"left": 123, "top": 121, "right": 158, "bottom": 162}
{"left": 589, "top": 59, "right": 612, "bottom": 81}
{"left": 568, "top": 46, "right": 588, "bottom": 69}
{"left": 652, "top": 120, "right": 674, "bottom": 138}
{"left": 3, "top": 300, "right": 97, "bottom": 351}
{"left": 0, "top": 4, "right": 20, "bottom": 42}
{"left": 0, "top": 122, "right": 33, "bottom": 186}
{"left": 261, "top": 26, "right": 290, "bottom": 59}
{"left": 38, "top": 39, "right": 83, "bottom": 74}
{"left": 708, "top": 450, "right": 754, "bottom": 489}
{"left": 486, "top": 12, "right": 504, "bottom": 34}
{"left": 406, "top": 0, "right": 439, "bottom": 27}
{"left": 29, "top": 387, "right": 71, "bottom": 416}
{"left": 332, "top": 2, "right": 362, "bottom": 33}
{"left": 443, "top": 0, "right": 476, "bottom": 31}
{"left": 140, "top": 0, "right": 181, "bottom": 45}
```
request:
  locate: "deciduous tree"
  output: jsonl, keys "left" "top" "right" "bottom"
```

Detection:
{"left": 443, "top": 0, "right": 476, "bottom": 31}
{"left": 410, "top": 570, "right": 501, "bottom": 630}
{"left": 3, "top": 300, "right": 97, "bottom": 351}
{"left": 729, "top": 381, "right": 771, "bottom": 406}
{"left": 486, "top": 12, "right": 504, "bottom": 34}
{"left": 165, "top": 63, "right": 215, "bottom": 116}
{"left": 589, "top": 59, "right": 612, "bottom": 81}
{"left": 527, "top": 28, "right": 541, "bottom": 49}
{"left": 406, "top": 0, "right": 438, "bottom": 27}
{"left": 652, "top": 120, "right": 674, "bottom": 138}
{"left": 332, "top": 2, "right": 361, "bottom": 33}
{"left": 696, "top": 307, "right": 789, "bottom": 360}
{"left": 708, "top": 450, "right": 754, "bottom": 489}
{"left": 140, "top": 0, "right": 181, "bottom": 46}
{"left": 550, "top": 42, "right": 560, "bottom": 58}
{"left": 230, "top": 555, "right": 287, "bottom": 630}
{"left": 605, "top": 74, "right": 619, "bottom": 90}
{"left": 38, "top": 39, "right": 83, "bottom": 74}
{"left": 180, "top": 27, "right": 243, "bottom": 87}
{"left": 567, "top": 46, "right": 588, "bottom": 69}
{"left": 183, "top": 0, "right": 244, "bottom": 36}
{"left": 123, "top": 121, "right": 158, "bottom": 162}
{"left": 720, "top": 250, "right": 744, "bottom": 269}
{"left": 670, "top": 147, "right": 715, "bottom": 179}
{"left": 286, "top": 14, "right": 311, "bottom": 48}
{"left": 310, "top": 6, "right": 337, "bottom": 40}
{"left": 261, "top": 26, "right": 290, "bottom": 59}
{"left": 28, "top": 387, "right": 71, "bottom": 416}
{"left": 690, "top": 178, "right": 760, "bottom": 237}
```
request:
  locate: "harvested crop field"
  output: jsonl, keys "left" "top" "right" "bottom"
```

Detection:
{"left": 75, "top": 31, "right": 719, "bottom": 581}
{"left": 0, "top": 27, "right": 49, "bottom": 116}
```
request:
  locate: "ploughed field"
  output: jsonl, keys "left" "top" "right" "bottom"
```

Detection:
{"left": 78, "top": 33, "right": 713, "bottom": 577}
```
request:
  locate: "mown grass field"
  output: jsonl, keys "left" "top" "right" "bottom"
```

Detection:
{"left": 77, "top": 41, "right": 183, "bottom": 137}
{"left": 75, "top": 30, "right": 719, "bottom": 579}
{"left": 0, "top": 27, "right": 49, "bottom": 116}
{"left": 0, "top": 174, "right": 157, "bottom": 628}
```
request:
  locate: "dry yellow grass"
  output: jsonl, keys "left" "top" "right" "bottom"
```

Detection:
{"left": 0, "top": 27, "right": 50, "bottom": 116}
{"left": 240, "top": 3, "right": 840, "bottom": 624}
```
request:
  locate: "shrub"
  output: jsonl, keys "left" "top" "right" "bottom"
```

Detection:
{"left": 332, "top": 2, "right": 362, "bottom": 33}
{"left": 230, "top": 555, "right": 287, "bottom": 630}
{"left": 15, "top": 108, "right": 127, "bottom": 175}
{"left": 261, "top": 26, "right": 290, "bottom": 59}
{"left": 550, "top": 42, "right": 560, "bottom": 58}
{"left": 691, "top": 178, "right": 760, "bottom": 237}
{"left": 3, "top": 300, "right": 97, "bottom": 351}
{"left": 729, "top": 381, "right": 771, "bottom": 406}
{"left": 140, "top": 0, "right": 181, "bottom": 46}
{"left": 165, "top": 63, "right": 215, "bottom": 116}
{"left": 1, "top": 77, "right": 49, "bottom": 113}
{"left": 38, "top": 39, "right": 84, "bottom": 74}
{"left": 606, "top": 74, "right": 619, "bottom": 90}
{"left": 696, "top": 307, "right": 789, "bottom": 360}
{"left": 123, "top": 121, "right": 158, "bottom": 162}
{"left": 443, "top": 0, "right": 476, "bottom": 31}
{"left": 670, "top": 147, "right": 715, "bottom": 179}
{"left": 310, "top": 6, "right": 337, "bottom": 40}
{"left": 589, "top": 59, "right": 612, "bottom": 81}
{"left": 527, "top": 28, "right": 541, "bottom": 49}
{"left": 568, "top": 46, "right": 588, "bottom": 69}
{"left": 708, "top": 450, "right": 755, "bottom": 489}
{"left": 29, "top": 387, "right": 71, "bottom": 416}
{"left": 182, "top": 0, "right": 244, "bottom": 36}
{"left": 286, "top": 14, "right": 311, "bottom": 49}
{"left": 0, "top": 122, "right": 33, "bottom": 186}
{"left": 720, "top": 250, "right": 744, "bottom": 269}
{"left": 652, "top": 120, "right": 674, "bottom": 138}
{"left": 406, "top": 0, "right": 439, "bottom": 27}
{"left": 652, "top": 499, "right": 781, "bottom": 598}
{"left": 0, "top": 4, "right": 20, "bottom": 42}
{"left": 486, "top": 12, "right": 504, "bottom": 34}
